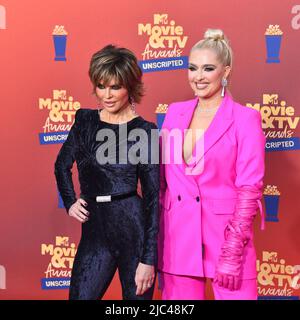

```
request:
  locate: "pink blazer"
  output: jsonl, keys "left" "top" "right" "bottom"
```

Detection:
{"left": 158, "top": 94, "right": 265, "bottom": 279}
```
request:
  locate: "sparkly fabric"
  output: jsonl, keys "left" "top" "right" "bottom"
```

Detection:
{"left": 54, "top": 109, "right": 159, "bottom": 299}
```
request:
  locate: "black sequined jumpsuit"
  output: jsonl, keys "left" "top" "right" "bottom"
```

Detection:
{"left": 54, "top": 109, "right": 159, "bottom": 300}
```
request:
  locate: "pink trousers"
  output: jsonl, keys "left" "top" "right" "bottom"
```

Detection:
{"left": 160, "top": 272, "right": 257, "bottom": 300}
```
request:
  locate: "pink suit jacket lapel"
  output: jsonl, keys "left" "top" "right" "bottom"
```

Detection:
{"left": 181, "top": 94, "right": 234, "bottom": 170}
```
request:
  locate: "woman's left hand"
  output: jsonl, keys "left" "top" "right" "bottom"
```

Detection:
{"left": 214, "top": 272, "right": 241, "bottom": 291}
{"left": 135, "top": 262, "right": 155, "bottom": 296}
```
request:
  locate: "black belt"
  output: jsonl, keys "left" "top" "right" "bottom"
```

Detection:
{"left": 82, "top": 190, "right": 137, "bottom": 203}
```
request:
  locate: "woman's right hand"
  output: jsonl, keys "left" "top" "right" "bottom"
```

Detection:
{"left": 68, "top": 199, "right": 90, "bottom": 223}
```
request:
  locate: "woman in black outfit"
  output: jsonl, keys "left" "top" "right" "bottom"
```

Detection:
{"left": 54, "top": 45, "right": 159, "bottom": 300}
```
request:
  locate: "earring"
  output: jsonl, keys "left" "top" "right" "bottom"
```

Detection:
{"left": 221, "top": 78, "right": 228, "bottom": 97}
{"left": 129, "top": 97, "right": 137, "bottom": 115}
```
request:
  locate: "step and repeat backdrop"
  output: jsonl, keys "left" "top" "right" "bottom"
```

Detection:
{"left": 0, "top": 0, "right": 299, "bottom": 299}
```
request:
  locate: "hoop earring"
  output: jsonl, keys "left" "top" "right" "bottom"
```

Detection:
{"left": 221, "top": 78, "right": 228, "bottom": 97}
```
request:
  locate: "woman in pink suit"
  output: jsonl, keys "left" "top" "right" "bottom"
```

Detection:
{"left": 158, "top": 29, "right": 266, "bottom": 300}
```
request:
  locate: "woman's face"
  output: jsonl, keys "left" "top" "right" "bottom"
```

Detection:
{"left": 95, "top": 78, "right": 129, "bottom": 114}
{"left": 188, "top": 48, "right": 231, "bottom": 99}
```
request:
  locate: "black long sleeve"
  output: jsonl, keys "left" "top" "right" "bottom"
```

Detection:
{"left": 54, "top": 110, "right": 80, "bottom": 212}
{"left": 137, "top": 123, "right": 160, "bottom": 265}
{"left": 54, "top": 108, "right": 160, "bottom": 267}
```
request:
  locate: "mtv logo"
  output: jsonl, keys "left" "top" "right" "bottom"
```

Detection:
{"left": 262, "top": 251, "right": 278, "bottom": 262}
{"left": 0, "top": 265, "right": 6, "bottom": 289}
{"left": 154, "top": 14, "right": 168, "bottom": 25}
{"left": 263, "top": 94, "right": 278, "bottom": 105}
{"left": 53, "top": 90, "right": 66, "bottom": 100}
{"left": 0, "top": 5, "right": 6, "bottom": 30}
{"left": 56, "top": 236, "right": 69, "bottom": 246}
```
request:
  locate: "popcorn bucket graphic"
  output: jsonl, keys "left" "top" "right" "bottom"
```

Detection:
{"left": 264, "top": 195, "right": 280, "bottom": 222}
{"left": 156, "top": 113, "right": 166, "bottom": 130}
{"left": 53, "top": 35, "right": 67, "bottom": 61}
{"left": 52, "top": 25, "right": 68, "bottom": 61}
{"left": 265, "top": 35, "right": 282, "bottom": 63}
{"left": 265, "top": 25, "right": 283, "bottom": 64}
{"left": 263, "top": 185, "right": 280, "bottom": 222}
{"left": 156, "top": 104, "right": 168, "bottom": 130}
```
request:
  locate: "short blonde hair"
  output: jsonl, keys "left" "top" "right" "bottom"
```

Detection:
{"left": 89, "top": 45, "right": 144, "bottom": 103}
{"left": 191, "top": 29, "right": 233, "bottom": 67}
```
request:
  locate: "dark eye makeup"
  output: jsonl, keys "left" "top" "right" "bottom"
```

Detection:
{"left": 188, "top": 65, "right": 197, "bottom": 71}
{"left": 204, "top": 66, "right": 215, "bottom": 72}
{"left": 97, "top": 84, "right": 122, "bottom": 90}
{"left": 188, "top": 64, "right": 216, "bottom": 72}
